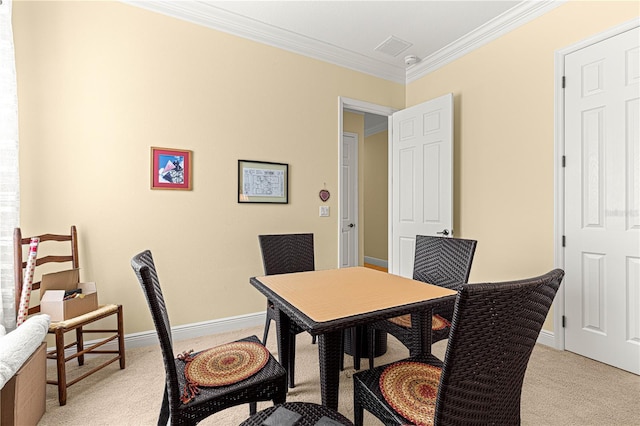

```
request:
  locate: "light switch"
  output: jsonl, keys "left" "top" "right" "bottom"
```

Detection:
{"left": 319, "top": 206, "right": 330, "bottom": 217}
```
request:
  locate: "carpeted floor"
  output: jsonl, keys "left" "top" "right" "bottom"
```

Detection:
{"left": 38, "top": 324, "right": 640, "bottom": 425}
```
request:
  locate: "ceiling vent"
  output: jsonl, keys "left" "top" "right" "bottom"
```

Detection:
{"left": 374, "top": 35, "right": 412, "bottom": 57}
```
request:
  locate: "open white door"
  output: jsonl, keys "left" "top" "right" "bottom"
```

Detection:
{"left": 390, "top": 93, "right": 454, "bottom": 277}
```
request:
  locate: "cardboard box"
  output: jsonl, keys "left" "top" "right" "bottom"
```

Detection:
{"left": 1, "top": 342, "right": 46, "bottom": 426}
{"left": 39, "top": 269, "right": 98, "bottom": 321}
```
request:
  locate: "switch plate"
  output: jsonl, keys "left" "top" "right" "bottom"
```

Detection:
{"left": 319, "top": 206, "right": 330, "bottom": 217}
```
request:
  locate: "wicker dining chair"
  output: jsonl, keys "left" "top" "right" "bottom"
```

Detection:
{"left": 259, "top": 233, "right": 363, "bottom": 382}
{"left": 259, "top": 233, "right": 321, "bottom": 388}
{"left": 353, "top": 269, "right": 565, "bottom": 426}
{"left": 131, "top": 250, "right": 287, "bottom": 426}
{"left": 367, "top": 235, "right": 477, "bottom": 368}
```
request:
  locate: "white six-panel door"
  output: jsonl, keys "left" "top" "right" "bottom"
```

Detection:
{"left": 390, "top": 93, "right": 453, "bottom": 277}
{"left": 564, "top": 27, "right": 640, "bottom": 375}
{"left": 340, "top": 132, "right": 358, "bottom": 268}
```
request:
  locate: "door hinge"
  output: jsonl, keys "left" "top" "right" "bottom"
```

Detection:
{"left": 562, "top": 235, "right": 566, "bottom": 247}
{"left": 562, "top": 315, "right": 566, "bottom": 328}
{"left": 562, "top": 76, "right": 566, "bottom": 88}
{"left": 562, "top": 155, "right": 566, "bottom": 167}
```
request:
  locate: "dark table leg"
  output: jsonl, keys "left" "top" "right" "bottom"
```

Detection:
{"left": 317, "top": 330, "right": 342, "bottom": 410}
{"left": 275, "top": 308, "right": 291, "bottom": 390}
{"left": 410, "top": 309, "right": 433, "bottom": 357}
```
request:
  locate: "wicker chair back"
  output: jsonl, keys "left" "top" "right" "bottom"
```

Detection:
{"left": 367, "top": 235, "right": 477, "bottom": 369}
{"left": 259, "top": 233, "right": 315, "bottom": 275}
{"left": 435, "top": 268, "right": 565, "bottom": 424}
{"left": 413, "top": 235, "right": 477, "bottom": 290}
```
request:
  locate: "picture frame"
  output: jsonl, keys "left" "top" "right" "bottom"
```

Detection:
{"left": 238, "top": 160, "right": 288, "bottom": 204}
{"left": 151, "top": 147, "right": 192, "bottom": 190}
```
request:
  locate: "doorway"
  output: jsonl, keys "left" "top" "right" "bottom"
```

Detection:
{"left": 338, "top": 96, "right": 454, "bottom": 274}
{"left": 338, "top": 98, "right": 395, "bottom": 268}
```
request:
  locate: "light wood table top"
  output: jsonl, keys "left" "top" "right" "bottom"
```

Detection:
{"left": 255, "top": 266, "right": 455, "bottom": 323}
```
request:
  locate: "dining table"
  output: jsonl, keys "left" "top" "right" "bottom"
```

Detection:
{"left": 249, "top": 266, "right": 457, "bottom": 410}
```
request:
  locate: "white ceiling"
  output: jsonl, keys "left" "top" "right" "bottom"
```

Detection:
{"left": 125, "top": 0, "right": 563, "bottom": 83}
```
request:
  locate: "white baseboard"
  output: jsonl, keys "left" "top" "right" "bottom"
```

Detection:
{"left": 54, "top": 311, "right": 266, "bottom": 356}
{"left": 59, "top": 311, "right": 557, "bottom": 356}
{"left": 126, "top": 311, "right": 266, "bottom": 349}
{"left": 364, "top": 256, "right": 388, "bottom": 268}
{"left": 537, "top": 329, "right": 555, "bottom": 348}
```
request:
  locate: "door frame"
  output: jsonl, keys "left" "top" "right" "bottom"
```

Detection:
{"left": 338, "top": 97, "right": 396, "bottom": 267}
{"left": 553, "top": 18, "right": 640, "bottom": 351}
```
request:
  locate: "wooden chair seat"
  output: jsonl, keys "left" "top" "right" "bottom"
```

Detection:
{"left": 48, "top": 304, "right": 120, "bottom": 329}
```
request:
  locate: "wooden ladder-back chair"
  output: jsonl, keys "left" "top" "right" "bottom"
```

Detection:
{"left": 13, "top": 226, "right": 125, "bottom": 406}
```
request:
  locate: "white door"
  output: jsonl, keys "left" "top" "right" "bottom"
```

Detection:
{"left": 564, "top": 27, "right": 640, "bottom": 375}
{"left": 340, "top": 132, "right": 358, "bottom": 267}
{"left": 390, "top": 93, "right": 454, "bottom": 277}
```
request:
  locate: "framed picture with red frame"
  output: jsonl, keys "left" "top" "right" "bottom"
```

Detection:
{"left": 150, "top": 147, "right": 192, "bottom": 190}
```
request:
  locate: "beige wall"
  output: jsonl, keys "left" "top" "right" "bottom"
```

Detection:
{"left": 13, "top": 0, "right": 638, "bottom": 336}
{"left": 13, "top": 1, "right": 404, "bottom": 334}
{"left": 408, "top": 0, "right": 638, "bottom": 282}
{"left": 406, "top": 1, "right": 638, "bottom": 329}
{"left": 364, "top": 130, "right": 388, "bottom": 261}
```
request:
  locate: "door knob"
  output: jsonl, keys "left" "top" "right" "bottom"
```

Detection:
{"left": 437, "top": 229, "right": 449, "bottom": 236}
{"left": 348, "top": 223, "right": 355, "bottom": 228}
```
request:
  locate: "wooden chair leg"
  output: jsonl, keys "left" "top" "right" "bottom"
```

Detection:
{"left": 54, "top": 329, "right": 67, "bottom": 406}
{"left": 76, "top": 327, "right": 84, "bottom": 366}
{"left": 117, "top": 306, "right": 126, "bottom": 369}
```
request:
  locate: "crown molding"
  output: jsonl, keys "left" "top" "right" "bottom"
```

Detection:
{"left": 123, "top": 0, "right": 564, "bottom": 85}
{"left": 122, "top": 0, "right": 407, "bottom": 83}
{"left": 407, "top": 0, "right": 565, "bottom": 83}
{"left": 365, "top": 121, "right": 388, "bottom": 137}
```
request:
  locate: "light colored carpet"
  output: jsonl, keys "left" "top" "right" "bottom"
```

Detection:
{"left": 38, "top": 325, "right": 640, "bottom": 425}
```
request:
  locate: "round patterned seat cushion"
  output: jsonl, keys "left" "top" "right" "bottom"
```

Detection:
{"left": 379, "top": 361, "right": 442, "bottom": 426}
{"left": 179, "top": 341, "right": 269, "bottom": 404}
{"left": 388, "top": 313, "right": 450, "bottom": 330}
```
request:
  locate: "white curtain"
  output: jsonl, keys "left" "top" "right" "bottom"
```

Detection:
{"left": 0, "top": 0, "right": 20, "bottom": 332}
